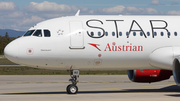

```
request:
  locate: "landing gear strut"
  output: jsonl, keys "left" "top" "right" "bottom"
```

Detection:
{"left": 66, "top": 70, "right": 79, "bottom": 94}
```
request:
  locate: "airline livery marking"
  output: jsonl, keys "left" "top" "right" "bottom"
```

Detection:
{"left": 104, "top": 42, "right": 143, "bottom": 52}
{"left": 88, "top": 43, "right": 101, "bottom": 51}
{"left": 89, "top": 42, "right": 143, "bottom": 52}
{"left": 86, "top": 19, "right": 169, "bottom": 38}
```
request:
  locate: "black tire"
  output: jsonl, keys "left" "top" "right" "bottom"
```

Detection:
{"left": 66, "top": 84, "right": 72, "bottom": 94}
{"left": 67, "top": 85, "right": 78, "bottom": 94}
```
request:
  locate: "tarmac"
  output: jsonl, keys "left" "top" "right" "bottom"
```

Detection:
{"left": 0, "top": 75, "right": 180, "bottom": 101}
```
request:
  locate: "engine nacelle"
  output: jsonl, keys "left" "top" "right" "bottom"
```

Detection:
{"left": 173, "top": 58, "right": 180, "bottom": 86}
{"left": 127, "top": 69, "right": 172, "bottom": 83}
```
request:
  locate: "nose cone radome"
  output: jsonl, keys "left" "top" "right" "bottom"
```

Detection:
{"left": 4, "top": 41, "right": 19, "bottom": 63}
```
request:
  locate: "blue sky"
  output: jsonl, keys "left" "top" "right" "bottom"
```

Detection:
{"left": 1, "top": 0, "right": 180, "bottom": 31}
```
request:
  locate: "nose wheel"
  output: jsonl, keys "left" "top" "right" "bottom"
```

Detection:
{"left": 66, "top": 70, "right": 79, "bottom": 94}
{"left": 66, "top": 84, "right": 78, "bottom": 94}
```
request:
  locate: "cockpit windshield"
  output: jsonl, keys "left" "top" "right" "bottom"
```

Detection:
{"left": 23, "top": 30, "right": 35, "bottom": 36}
{"left": 23, "top": 29, "right": 51, "bottom": 37}
{"left": 44, "top": 30, "right": 51, "bottom": 37}
{"left": 33, "top": 30, "right": 42, "bottom": 37}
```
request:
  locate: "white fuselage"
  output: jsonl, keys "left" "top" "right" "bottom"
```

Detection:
{"left": 4, "top": 15, "right": 180, "bottom": 70}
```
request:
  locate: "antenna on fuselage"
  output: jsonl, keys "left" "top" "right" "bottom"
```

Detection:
{"left": 75, "top": 10, "right": 80, "bottom": 16}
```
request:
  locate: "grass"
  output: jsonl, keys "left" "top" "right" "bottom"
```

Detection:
{"left": 0, "top": 58, "right": 17, "bottom": 65}
{"left": 0, "top": 58, "right": 127, "bottom": 75}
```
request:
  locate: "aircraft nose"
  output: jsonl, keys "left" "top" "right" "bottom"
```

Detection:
{"left": 4, "top": 41, "right": 19, "bottom": 63}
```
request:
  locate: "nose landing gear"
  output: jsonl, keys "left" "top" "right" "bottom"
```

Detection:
{"left": 66, "top": 70, "right": 79, "bottom": 94}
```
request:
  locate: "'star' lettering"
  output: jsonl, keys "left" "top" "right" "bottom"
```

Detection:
{"left": 86, "top": 19, "right": 169, "bottom": 38}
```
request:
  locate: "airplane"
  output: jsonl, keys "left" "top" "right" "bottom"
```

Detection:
{"left": 4, "top": 10, "right": 180, "bottom": 94}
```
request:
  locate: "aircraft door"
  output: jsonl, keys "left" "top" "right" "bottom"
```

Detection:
{"left": 69, "top": 21, "right": 85, "bottom": 49}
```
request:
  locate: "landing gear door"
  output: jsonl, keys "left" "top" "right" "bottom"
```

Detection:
{"left": 69, "top": 21, "right": 85, "bottom": 49}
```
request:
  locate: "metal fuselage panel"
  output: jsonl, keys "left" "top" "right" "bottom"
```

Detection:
{"left": 7, "top": 16, "right": 180, "bottom": 70}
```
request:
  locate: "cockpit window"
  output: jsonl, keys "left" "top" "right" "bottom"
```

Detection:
{"left": 24, "top": 30, "right": 35, "bottom": 36}
{"left": 33, "top": 30, "right": 42, "bottom": 37}
{"left": 44, "top": 30, "right": 51, "bottom": 37}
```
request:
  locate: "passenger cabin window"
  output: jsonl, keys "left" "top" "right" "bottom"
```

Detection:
{"left": 168, "top": 32, "right": 171, "bottom": 36}
{"left": 174, "top": 32, "right": 177, "bottom": 36}
{"left": 140, "top": 32, "right": 143, "bottom": 36}
{"left": 90, "top": 32, "right": 94, "bottom": 36}
{"left": 154, "top": 32, "right": 157, "bottom": 36}
{"left": 44, "top": 30, "right": 51, "bottom": 37}
{"left": 126, "top": 32, "right": 129, "bottom": 37}
{"left": 24, "top": 30, "right": 35, "bottom": 36}
{"left": 161, "top": 32, "right": 164, "bottom": 36}
{"left": 33, "top": 30, "right": 42, "bottom": 37}
{"left": 112, "top": 32, "right": 115, "bottom": 36}
{"left": 119, "top": 32, "right": 122, "bottom": 36}
{"left": 147, "top": 32, "right": 150, "bottom": 36}
{"left": 133, "top": 32, "right": 136, "bottom": 36}
{"left": 98, "top": 32, "right": 101, "bottom": 36}
{"left": 105, "top": 32, "right": 108, "bottom": 36}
